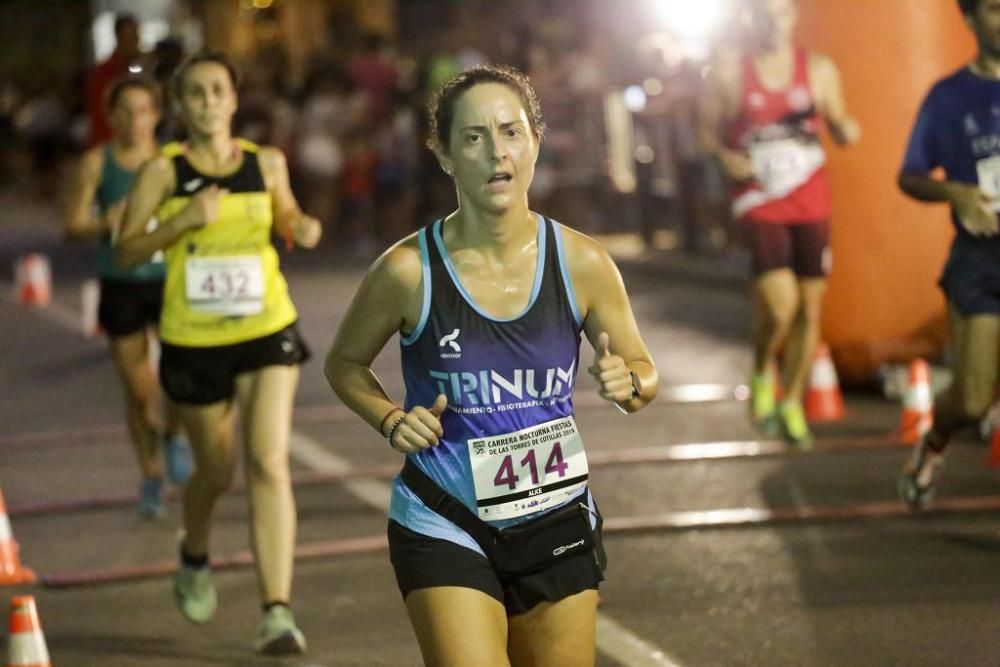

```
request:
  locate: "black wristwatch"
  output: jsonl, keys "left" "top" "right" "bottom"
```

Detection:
{"left": 615, "top": 373, "right": 641, "bottom": 414}
{"left": 628, "top": 372, "right": 640, "bottom": 400}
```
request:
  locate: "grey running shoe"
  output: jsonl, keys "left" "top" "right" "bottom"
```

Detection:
{"left": 254, "top": 605, "right": 306, "bottom": 655}
{"left": 137, "top": 477, "right": 165, "bottom": 519}
{"left": 174, "top": 564, "right": 217, "bottom": 624}
{"left": 163, "top": 434, "right": 193, "bottom": 486}
{"left": 898, "top": 437, "right": 944, "bottom": 511}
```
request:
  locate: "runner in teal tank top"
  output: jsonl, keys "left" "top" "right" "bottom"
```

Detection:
{"left": 63, "top": 76, "right": 190, "bottom": 519}
{"left": 94, "top": 142, "right": 166, "bottom": 282}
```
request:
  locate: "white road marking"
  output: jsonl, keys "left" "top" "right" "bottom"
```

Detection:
{"left": 596, "top": 614, "right": 686, "bottom": 667}
{"left": 18, "top": 295, "right": 91, "bottom": 337}
{"left": 289, "top": 430, "right": 391, "bottom": 510}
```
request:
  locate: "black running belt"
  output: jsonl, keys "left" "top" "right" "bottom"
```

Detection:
{"left": 400, "top": 458, "right": 499, "bottom": 550}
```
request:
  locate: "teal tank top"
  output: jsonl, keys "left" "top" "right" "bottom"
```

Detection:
{"left": 95, "top": 146, "right": 166, "bottom": 282}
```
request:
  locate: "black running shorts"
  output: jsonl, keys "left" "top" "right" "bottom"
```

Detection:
{"left": 940, "top": 234, "right": 1000, "bottom": 315}
{"left": 98, "top": 278, "right": 164, "bottom": 338}
{"left": 742, "top": 219, "right": 831, "bottom": 278}
{"left": 159, "top": 323, "right": 310, "bottom": 405}
{"left": 387, "top": 516, "right": 606, "bottom": 616}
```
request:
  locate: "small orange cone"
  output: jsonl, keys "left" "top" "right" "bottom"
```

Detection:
{"left": 5, "top": 596, "right": 50, "bottom": 667}
{"left": 988, "top": 426, "right": 1000, "bottom": 468}
{"left": 898, "top": 358, "right": 934, "bottom": 445}
{"left": 0, "top": 490, "right": 36, "bottom": 586}
{"left": 13, "top": 255, "right": 50, "bottom": 308}
{"left": 804, "top": 342, "right": 844, "bottom": 422}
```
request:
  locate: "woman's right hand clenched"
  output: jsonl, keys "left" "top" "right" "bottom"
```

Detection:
{"left": 182, "top": 184, "right": 229, "bottom": 230}
{"left": 387, "top": 394, "right": 448, "bottom": 454}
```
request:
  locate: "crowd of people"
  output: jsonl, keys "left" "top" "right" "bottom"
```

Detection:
{"left": 5, "top": 0, "right": 1000, "bottom": 661}
{"left": 2, "top": 7, "right": 742, "bottom": 258}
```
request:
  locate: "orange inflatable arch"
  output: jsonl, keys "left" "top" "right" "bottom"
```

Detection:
{"left": 796, "top": 0, "right": 975, "bottom": 383}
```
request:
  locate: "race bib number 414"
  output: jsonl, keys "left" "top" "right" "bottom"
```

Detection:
{"left": 184, "top": 255, "right": 265, "bottom": 316}
{"left": 469, "top": 416, "right": 588, "bottom": 521}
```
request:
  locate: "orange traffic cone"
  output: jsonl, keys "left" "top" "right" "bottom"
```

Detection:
{"left": 988, "top": 426, "right": 1000, "bottom": 468}
{"left": 898, "top": 358, "right": 933, "bottom": 445}
{"left": 5, "top": 596, "right": 50, "bottom": 667}
{"left": 0, "top": 490, "right": 36, "bottom": 586}
{"left": 804, "top": 342, "right": 844, "bottom": 422}
{"left": 13, "top": 255, "right": 50, "bottom": 308}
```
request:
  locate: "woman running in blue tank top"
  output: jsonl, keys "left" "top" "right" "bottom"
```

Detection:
{"left": 326, "top": 65, "right": 658, "bottom": 666}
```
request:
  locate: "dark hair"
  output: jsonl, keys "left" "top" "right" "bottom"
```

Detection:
{"left": 114, "top": 13, "right": 138, "bottom": 36}
{"left": 426, "top": 65, "right": 546, "bottom": 154}
{"left": 170, "top": 51, "right": 240, "bottom": 101}
{"left": 106, "top": 75, "right": 162, "bottom": 111}
{"left": 959, "top": 0, "right": 979, "bottom": 16}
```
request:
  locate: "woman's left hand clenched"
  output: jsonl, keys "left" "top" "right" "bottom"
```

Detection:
{"left": 293, "top": 215, "right": 323, "bottom": 248}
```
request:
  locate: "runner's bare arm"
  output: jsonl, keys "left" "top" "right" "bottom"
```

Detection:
{"left": 63, "top": 147, "right": 117, "bottom": 240}
{"left": 899, "top": 172, "right": 998, "bottom": 236}
{"left": 259, "top": 146, "right": 321, "bottom": 249}
{"left": 898, "top": 171, "right": 978, "bottom": 204}
{"left": 697, "top": 58, "right": 754, "bottom": 181}
{"left": 115, "top": 156, "right": 222, "bottom": 267}
{"left": 562, "top": 226, "right": 658, "bottom": 413}
{"left": 811, "top": 53, "right": 860, "bottom": 146}
{"left": 325, "top": 237, "right": 427, "bottom": 434}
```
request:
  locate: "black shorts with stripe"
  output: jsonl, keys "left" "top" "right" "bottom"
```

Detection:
{"left": 159, "top": 323, "right": 310, "bottom": 405}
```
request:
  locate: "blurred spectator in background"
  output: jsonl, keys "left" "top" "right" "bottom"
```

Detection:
{"left": 295, "top": 64, "right": 367, "bottom": 239}
{"left": 86, "top": 13, "right": 144, "bottom": 146}
{"left": 0, "top": 77, "right": 21, "bottom": 187}
{"left": 668, "top": 57, "right": 714, "bottom": 253}
{"left": 632, "top": 37, "right": 681, "bottom": 250}
{"left": 373, "top": 87, "right": 420, "bottom": 245}
{"left": 339, "top": 128, "right": 378, "bottom": 252}
{"left": 424, "top": 44, "right": 462, "bottom": 97}
{"left": 152, "top": 38, "right": 185, "bottom": 142}
{"left": 349, "top": 33, "right": 398, "bottom": 128}
{"left": 236, "top": 46, "right": 298, "bottom": 152}
{"left": 16, "top": 83, "right": 72, "bottom": 197}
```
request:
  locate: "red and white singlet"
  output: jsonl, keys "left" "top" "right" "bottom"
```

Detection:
{"left": 726, "top": 48, "right": 831, "bottom": 223}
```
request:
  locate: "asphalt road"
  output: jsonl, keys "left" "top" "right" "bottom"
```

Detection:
{"left": 2, "top": 202, "right": 999, "bottom": 667}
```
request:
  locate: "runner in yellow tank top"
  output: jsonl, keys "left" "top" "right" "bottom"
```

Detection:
{"left": 116, "top": 52, "right": 321, "bottom": 655}
{"left": 156, "top": 138, "right": 298, "bottom": 347}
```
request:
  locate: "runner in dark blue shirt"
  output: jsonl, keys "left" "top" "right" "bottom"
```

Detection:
{"left": 326, "top": 66, "right": 658, "bottom": 665}
{"left": 899, "top": 0, "right": 1000, "bottom": 509}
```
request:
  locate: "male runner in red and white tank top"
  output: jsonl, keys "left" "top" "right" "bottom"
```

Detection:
{"left": 699, "top": 0, "right": 860, "bottom": 445}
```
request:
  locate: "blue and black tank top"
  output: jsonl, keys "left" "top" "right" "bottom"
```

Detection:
{"left": 388, "top": 214, "right": 594, "bottom": 554}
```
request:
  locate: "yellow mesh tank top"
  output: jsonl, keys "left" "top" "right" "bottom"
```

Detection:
{"left": 157, "top": 140, "right": 297, "bottom": 347}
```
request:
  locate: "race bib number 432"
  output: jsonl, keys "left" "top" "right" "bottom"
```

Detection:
{"left": 184, "top": 255, "right": 265, "bottom": 316}
{"left": 469, "top": 416, "right": 588, "bottom": 521}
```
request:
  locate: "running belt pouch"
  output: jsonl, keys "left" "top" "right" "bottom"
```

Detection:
{"left": 401, "top": 459, "right": 597, "bottom": 578}
{"left": 492, "top": 500, "right": 596, "bottom": 577}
